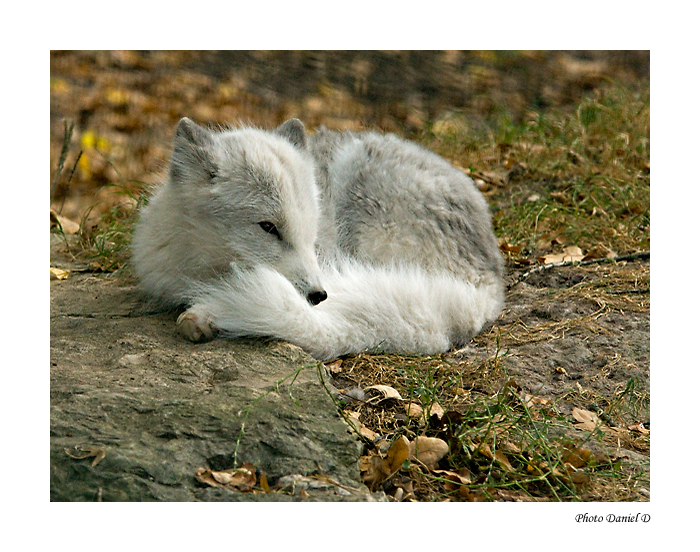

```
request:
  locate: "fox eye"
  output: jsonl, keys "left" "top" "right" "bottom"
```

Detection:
{"left": 258, "top": 221, "right": 281, "bottom": 240}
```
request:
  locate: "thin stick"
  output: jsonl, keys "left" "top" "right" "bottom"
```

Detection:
{"left": 509, "top": 251, "right": 650, "bottom": 290}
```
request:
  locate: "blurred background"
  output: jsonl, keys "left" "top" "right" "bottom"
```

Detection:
{"left": 49, "top": 50, "right": 649, "bottom": 225}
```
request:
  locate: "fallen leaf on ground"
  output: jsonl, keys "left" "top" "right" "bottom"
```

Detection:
{"left": 360, "top": 455, "right": 392, "bottom": 491}
{"left": 346, "top": 411, "right": 378, "bottom": 440}
{"left": 50, "top": 209, "right": 80, "bottom": 234}
{"left": 406, "top": 401, "right": 423, "bottom": 419}
{"left": 434, "top": 468, "right": 472, "bottom": 487}
{"left": 435, "top": 468, "right": 473, "bottom": 498}
{"left": 563, "top": 463, "right": 589, "bottom": 485}
{"left": 360, "top": 436, "right": 410, "bottom": 491}
{"left": 325, "top": 359, "right": 343, "bottom": 373}
{"left": 538, "top": 246, "right": 585, "bottom": 264}
{"left": 521, "top": 392, "right": 552, "bottom": 408}
{"left": 628, "top": 422, "right": 650, "bottom": 434}
{"left": 561, "top": 443, "right": 593, "bottom": 468}
{"left": 65, "top": 445, "right": 106, "bottom": 467}
{"left": 501, "top": 441, "right": 522, "bottom": 454}
{"left": 195, "top": 463, "right": 257, "bottom": 492}
{"left": 51, "top": 267, "right": 70, "bottom": 280}
{"left": 494, "top": 450, "right": 515, "bottom": 471}
{"left": 409, "top": 436, "right": 449, "bottom": 470}
{"left": 476, "top": 442, "right": 494, "bottom": 460}
{"left": 582, "top": 245, "right": 617, "bottom": 261}
{"left": 572, "top": 407, "right": 600, "bottom": 431}
{"left": 429, "top": 402, "right": 445, "bottom": 419}
{"left": 434, "top": 468, "right": 483, "bottom": 500}
{"left": 260, "top": 472, "right": 270, "bottom": 493}
{"left": 499, "top": 241, "right": 524, "bottom": 255}
{"left": 388, "top": 436, "right": 410, "bottom": 473}
{"left": 365, "top": 384, "right": 403, "bottom": 402}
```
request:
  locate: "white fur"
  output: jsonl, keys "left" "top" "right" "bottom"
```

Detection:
{"left": 188, "top": 260, "right": 501, "bottom": 360}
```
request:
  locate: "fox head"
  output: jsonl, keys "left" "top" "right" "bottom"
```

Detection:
{"left": 168, "top": 117, "right": 327, "bottom": 305}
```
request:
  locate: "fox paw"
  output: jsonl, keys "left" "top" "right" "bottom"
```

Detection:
{"left": 177, "top": 309, "right": 216, "bottom": 342}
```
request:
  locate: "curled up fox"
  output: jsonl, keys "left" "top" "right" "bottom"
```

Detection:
{"left": 132, "top": 118, "right": 504, "bottom": 361}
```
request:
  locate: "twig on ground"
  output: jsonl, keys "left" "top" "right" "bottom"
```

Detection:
{"left": 508, "top": 251, "right": 650, "bottom": 290}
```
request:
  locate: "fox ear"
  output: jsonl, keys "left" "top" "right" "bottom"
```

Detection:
{"left": 175, "top": 117, "right": 213, "bottom": 148}
{"left": 275, "top": 118, "right": 307, "bottom": 150}
{"left": 171, "top": 118, "right": 217, "bottom": 183}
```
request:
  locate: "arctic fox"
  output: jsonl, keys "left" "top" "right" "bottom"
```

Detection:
{"left": 131, "top": 118, "right": 504, "bottom": 361}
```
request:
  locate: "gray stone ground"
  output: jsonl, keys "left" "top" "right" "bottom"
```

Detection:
{"left": 50, "top": 235, "right": 379, "bottom": 502}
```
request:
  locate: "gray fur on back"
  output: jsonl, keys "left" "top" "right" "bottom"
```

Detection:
{"left": 310, "top": 127, "right": 503, "bottom": 288}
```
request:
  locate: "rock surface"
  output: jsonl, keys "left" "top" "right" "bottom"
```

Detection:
{"left": 50, "top": 238, "right": 376, "bottom": 501}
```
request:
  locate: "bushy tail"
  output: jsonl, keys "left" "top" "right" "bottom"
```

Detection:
{"left": 189, "top": 261, "right": 503, "bottom": 361}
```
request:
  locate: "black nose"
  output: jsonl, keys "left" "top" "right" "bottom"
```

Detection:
{"left": 307, "top": 290, "right": 327, "bottom": 305}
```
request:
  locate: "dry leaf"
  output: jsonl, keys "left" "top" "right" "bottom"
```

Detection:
{"left": 582, "top": 245, "right": 617, "bottom": 261}
{"left": 501, "top": 441, "right": 521, "bottom": 454}
{"left": 365, "top": 384, "right": 403, "bottom": 402}
{"left": 387, "top": 436, "right": 410, "bottom": 473}
{"left": 195, "top": 463, "right": 257, "bottom": 491}
{"left": 494, "top": 450, "right": 515, "bottom": 471}
{"left": 409, "top": 436, "right": 449, "bottom": 470}
{"left": 434, "top": 468, "right": 478, "bottom": 499}
{"left": 572, "top": 407, "right": 600, "bottom": 431}
{"left": 499, "top": 241, "right": 523, "bottom": 255}
{"left": 360, "top": 426, "right": 379, "bottom": 441}
{"left": 562, "top": 445, "right": 592, "bottom": 468}
{"left": 434, "top": 468, "right": 472, "bottom": 488}
{"left": 326, "top": 359, "right": 343, "bottom": 374}
{"left": 628, "top": 422, "right": 650, "bottom": 434}
{"left": 51, "top": 267, "right": 70, "bottom": 280}
{"left": 521, "top": 393, "right": 551, "bottom": 408}
{"left": 360, "top": 455, "right": 392, "bottom": 491}
{"left": 65, "top": 445, "right": 106, "bottom": 467}
{"left": 346, "top": 411, "right": 379, "bottom": 441}
{"left": 406, "top": 401, "right": 423, "bottom": 419}
{"left": 50, "top": 209, "right": 80, "bottom": 234}
{"left": 260, "top": 472, "right": 270, "bottom": 493}
{"left": 538, "top": 246, "right": 585, "bottom": 265}
{"left": 564, "top": 463, "right": 589, "bottom": 485}
{"left": 429, "top": 402, "right": 445, "bottom": 419}
{"left": 476, "top": 442, "right": 494, "bottom": 460}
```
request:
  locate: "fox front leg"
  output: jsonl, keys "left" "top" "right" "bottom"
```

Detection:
{"left": 177, "top": 305, "right": 217, "bottom": 342}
